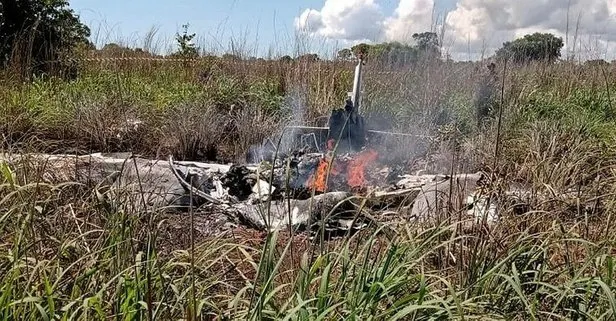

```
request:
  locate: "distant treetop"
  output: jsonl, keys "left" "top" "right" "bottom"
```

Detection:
{"left": 495, "top": 33, "right": 564, "bottom": 63}
{"left": 335, "top": 31, "right": 443, "bottom": 67}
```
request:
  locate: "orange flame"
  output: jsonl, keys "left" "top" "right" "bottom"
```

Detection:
{"left": 347, "top": 149, "right": 378, "bottom": 190}
{"left": 307, "top": 157, "right": 338, "bottom": 192}
{"left": 306, "top": 149, "right": 378, "bottom": 193}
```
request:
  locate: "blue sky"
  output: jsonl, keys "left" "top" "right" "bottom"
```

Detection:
{"left": 70, "top": 0, "right": 458, "bottom": 56}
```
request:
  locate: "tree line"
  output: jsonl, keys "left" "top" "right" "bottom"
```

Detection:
{"left": 336, "top": 32, "right": 566, "bottom": 65}
{"left": 336, "top": 32, "right": 442, "bottom": 66}
{"left": 1, "top": 0, "right": 578, "bottom": 80}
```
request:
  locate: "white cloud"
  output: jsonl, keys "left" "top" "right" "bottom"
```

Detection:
{"left": 384, "top": 0, "right": 436, "bottom": 42}
{"left": 294, "top": 0, "right": 385, "bottom": 42}
{"left": 294, "top": 0, "right": 616, "bottom": 60}
{"left": 444, "top": 0, "right": 616, "bottom": 60}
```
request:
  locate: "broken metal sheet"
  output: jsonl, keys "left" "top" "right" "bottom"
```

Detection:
{"left": 211, "top": 178, "right": 226, "bottom": 199}
{"left": 394, "top": 174, "right": 448, "bottom": 190}
{"left": 172, "top": 160, "right": 257, "bottom": 174}
{"left": 466, "top": 192, "right": 498, "bottom": 223}
{"left": 250, "top": 180, "right": 276, "bottom": 203}
{"left": 369, "top": 188, "right": 422, "bottom": 209}
{"left": 227, "top": 191, "right": 355, "bottom": 231}
{"left": 113, "top": 158, "right": 194, "bottom": 210}
{"left": 410, "top": 173, "right": 487, "bottom": 220}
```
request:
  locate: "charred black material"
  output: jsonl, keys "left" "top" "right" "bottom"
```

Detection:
{"left": 221, "top": 165, "right": 257, "bottom": 201}
{"left": 327, "top": 98, "right": 367, "bottom": 152}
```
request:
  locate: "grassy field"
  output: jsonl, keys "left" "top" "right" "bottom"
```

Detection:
{"left": 1, "top": 50, "right": 616, "bottom": 320}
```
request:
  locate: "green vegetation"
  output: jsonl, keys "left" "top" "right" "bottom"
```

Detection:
{"left": 172, "top": 24, "right": 199, "bottom": 58}
{"left": 339, "top": 32, "right": 441, "bottom": 67}
{"left": 496, "top": 33, "right": 565, "bottom": 63}
{"left": 0, "top": 0, "right": 91, "bottom": 78}
{"left": 1, "top": 180, "right": 615, "bottom": 320}
{"left": 0, "top": 50, "right": 614, "bottom": 319}
{"left": 0, "top": 1, "right": 616, "bottom": 320}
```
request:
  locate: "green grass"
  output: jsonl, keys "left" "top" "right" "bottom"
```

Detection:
{"left": 0, "top": 174, "right": 614, "bottom": 320}
{"left": 0, "top": 55, "right": 616, "bottom": 320}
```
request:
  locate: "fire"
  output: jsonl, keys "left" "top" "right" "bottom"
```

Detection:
{"left": 306, "top": 149, "right": 378, "bottom": 193}
{"left": 307, "top": 156, "right": 338, "bottom": 192}
{"left": 347, "top": 149, "right": 378, "bottom": 190}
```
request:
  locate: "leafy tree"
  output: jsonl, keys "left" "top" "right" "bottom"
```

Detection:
{"left": 351, "top": 41, "right": 418, "bottom": 67}
{"left": 279, "top": 55, "right": 292, "bottom": 63}
{"left": 173, "top": 24, "right": 198, "bottom": 58}
{"left": 336, "top": 48, "right": 352, "bottom": 61}
{"left": 101, "top": 43, "right": 132, "bottom": 54}
{"left": 297, "top": 53, "right": 319, "bottom": 62}
{"left": 0, "top": 0, "right": 91, "bottom": 78}
{"left": 585, "top": 59, "right": 609, "bottom": 67}
{"left": 412, "top": 32, "right": 440, "bottom": 59}
{"left": 99, "top": 43, "right": 153, "bottom": 57}
{"left": 221, "top": 53, "right": 241, "bottom": 61}
{"left": 496, "top": 33, "right": 564, "bottom": 63}
{"left": 351, "top": 43, "right": 370, "bottom": 58}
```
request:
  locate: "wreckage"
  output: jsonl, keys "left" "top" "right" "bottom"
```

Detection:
{"left": 0, "top": 57, "right": 509, "bottom": 237}
{"left": 1, "top": 58, "right": 602, "bottom": 239}
{"left": 3, "top": 151, "right": 496, "bottom": 235}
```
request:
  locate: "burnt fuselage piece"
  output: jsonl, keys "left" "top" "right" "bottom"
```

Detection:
{"left": 327, "top": 98, "right": 367, "bottom": 153}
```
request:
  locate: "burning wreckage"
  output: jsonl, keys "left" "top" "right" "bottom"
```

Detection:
{"left": 4, "top": 58, "right": 501, "bottom": 237}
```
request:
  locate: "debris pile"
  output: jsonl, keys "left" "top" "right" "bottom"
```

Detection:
{"left": 1, "top": 149, "right": 501, "bottom": 237}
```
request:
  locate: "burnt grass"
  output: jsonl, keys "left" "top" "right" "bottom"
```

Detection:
{"left": 1, "top": 56, "right": 616, "bottom": 319}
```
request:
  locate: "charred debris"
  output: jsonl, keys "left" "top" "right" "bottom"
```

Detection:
{"left": 2, "top": 57, "right": 505, "bottom": 238}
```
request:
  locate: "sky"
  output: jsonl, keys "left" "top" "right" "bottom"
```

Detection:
{"left": 70, "top": 0, "right": 616, "bottom": 61}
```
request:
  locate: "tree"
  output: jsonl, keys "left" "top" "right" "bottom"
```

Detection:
{"left": 495, "top": 33, "right": 564, "bottom": 63}
{"left": 173, "top": 24, "right": 198, "bottom": 58}
{"left": 0, "top": 0, "right": 91, "bottom": 78}
{"left": 412, "top": 32, "right": 440, "bottom": 59}
{"left": 297, "top": 53, "right": 319, "bottom": 62}
{"left": 585, "top": 59, "right": 609, "bottom": 67}
{"left": 336, "top": 48, "right": 352, "bottom": 61}
{"left": 221, "top": 53, "right": 240, "bottom": 61}
{"left": 99, "top": 43, "right": 152, "bottom": 57}
{"left": 279, "top": 55, "right": 292, "bottom": 63}
{"left": 339, "top": 32, "right": 442, "bottom": 67}
{"left": 351, "top": 42, "right": 418, "bottom": 66}
{"left": 351, "top": 43, "right": 370, "bottom": 58}
{"left": 101, "top": 43, "right": 131, "bottom": 54}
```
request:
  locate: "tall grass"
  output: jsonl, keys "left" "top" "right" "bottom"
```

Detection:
{"left": 0, "top": 158, "right": 614, "bottom": 320}
{"left": 1, "top": 41, "right": 616, "bottom": 319}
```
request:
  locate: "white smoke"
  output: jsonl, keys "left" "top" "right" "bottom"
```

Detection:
{"left": 294, "top": 0, "right": 616, "bottom": 60}
{"left": 245, "top": 85, "right": 310, "bottom": 163}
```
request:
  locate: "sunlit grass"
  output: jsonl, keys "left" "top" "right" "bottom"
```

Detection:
{"left": 0, "top": 47, "right": 616, "bottom": 319}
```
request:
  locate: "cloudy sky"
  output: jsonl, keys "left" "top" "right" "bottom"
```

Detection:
{"left": 71, "top": 0, "right": 616, "bottom": 60}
